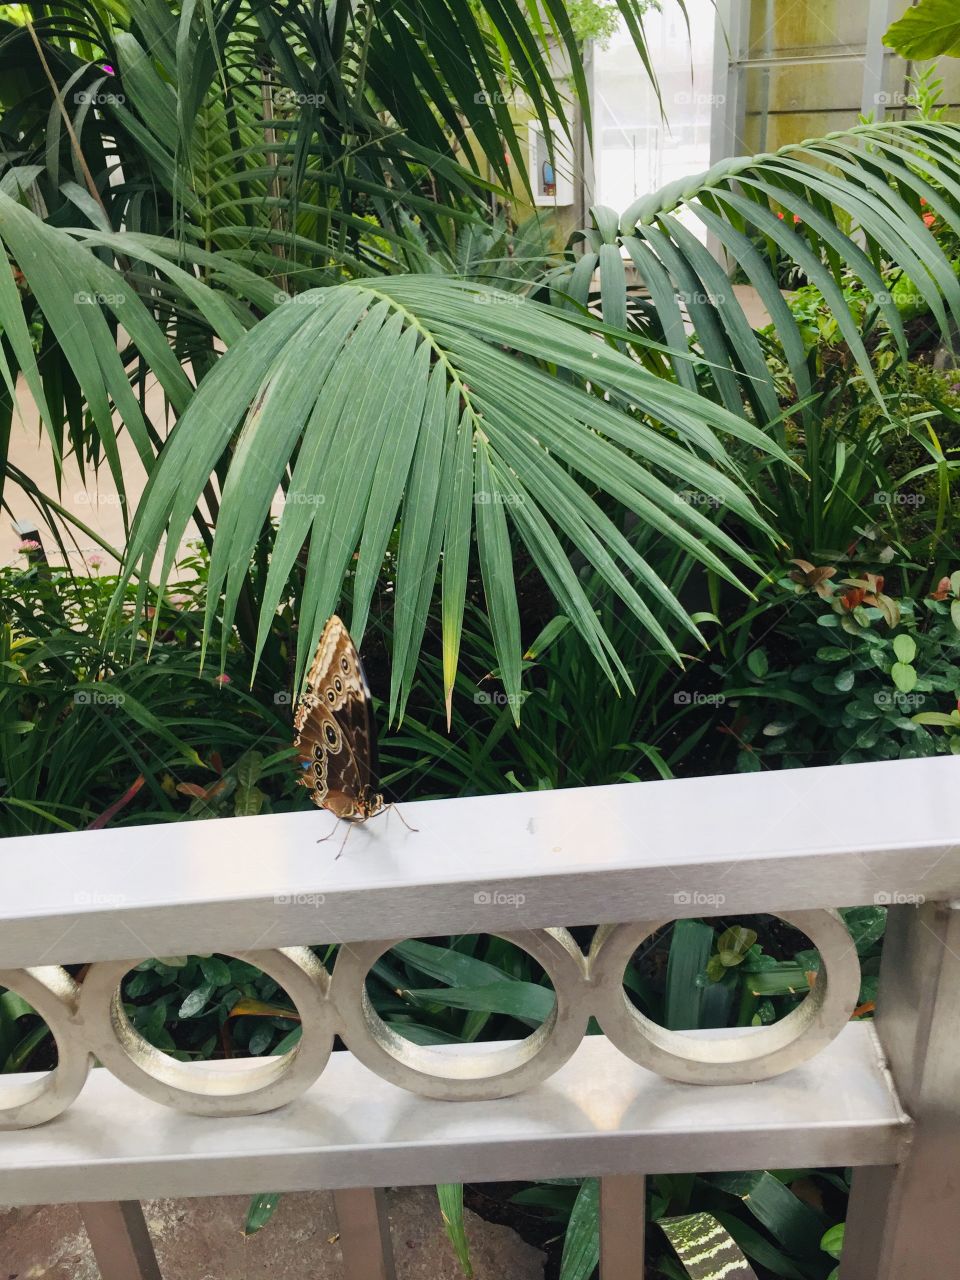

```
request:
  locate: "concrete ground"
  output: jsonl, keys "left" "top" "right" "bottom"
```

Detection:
{"left": 0, "top": 1186, "right": 545, "bottom": 1279}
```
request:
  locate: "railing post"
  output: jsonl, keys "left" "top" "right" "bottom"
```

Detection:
{"left": 842, "top": 900, "right": 960, "bottom": 1279}
{"left": 600, "top": 1174, "right": 645, "bottom": 1278}
{"left": 78, "top": 1201, "right": 163, "bottom": 1280}
{"left": 333, "top": 1187, "right": 396, "bottom": 1280}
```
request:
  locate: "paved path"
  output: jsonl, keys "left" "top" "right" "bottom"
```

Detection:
{"left": 0, "top": 1186, "right": 545, "bottom": 1279}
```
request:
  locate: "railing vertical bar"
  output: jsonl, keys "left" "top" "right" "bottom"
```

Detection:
{"left": 333, "top": 1187, "right": 397, "bottom": 1280}
{"left": 78, "top": 1201, "right": 163, "bottom": 1280}
{"left": 600, "top": 1174, "right": 645, "bottom": 1278}
{"left": 842, "top": 900, "right": 960, "bottom": 1278}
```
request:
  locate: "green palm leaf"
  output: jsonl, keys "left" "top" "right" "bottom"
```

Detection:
{"left": 567, "top": 120, "right": 960, "bottom": 430}
{"left": 112, "top": 275, "right": 781, "bottom": 721}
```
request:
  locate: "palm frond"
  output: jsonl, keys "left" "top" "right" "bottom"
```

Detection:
{"left": 560, "top": 120, "right": 960, "bottom": 431}
{"left": 111, "top": 274, "right": 785, "bottom": 722}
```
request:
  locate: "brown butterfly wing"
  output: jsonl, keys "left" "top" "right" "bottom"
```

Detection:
{"left": 294, "top": 616, "right": 380, "bottom": 819}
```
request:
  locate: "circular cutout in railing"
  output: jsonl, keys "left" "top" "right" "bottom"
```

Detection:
{"left": 117, "top": 953, "right": 313, "bottom": 1059}
{"left": 330, "top": 929, "right": 589, "bottom": 1100}
{"left": 589, "top": 910, "right": 861, "bottom": 1084}
{"left": 78, "top": 949, "right": 334, "bottom": 1116}
{"left": 0, "top": 968, "right": 90, "bottom": 1128}
{"left": 366, "top": 934, "right": 558, "bottom": 1043}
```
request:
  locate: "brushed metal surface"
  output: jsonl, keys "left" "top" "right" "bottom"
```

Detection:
{"left": 0, "top": 1026, "right": 908, "bottom": 1206}
{"left": 590, "top": 911, "right": 860, "bottom": 1083}
{"left": 330, "top": 928, "right": 591, "bottom": 1100}
{"left": 333, "top": 1188, "right": 396, "bottom": 1280}
{"left": 842, "top": 901, "right": 960, "bottom": 1279}
{"left": 0, "top": 967, "right": 90, "bottom": 1127}
{"left": 78, "top": 1201, "right": 163, "bottom": 1280}
{"left": 0, "top": 915, "right": 861, "bottom": 1123}
{"left": 76, "top": 947, "right": 334, "bottom": 1116}
{"left": 600, "top": 1175, "right": 645, "bottom": 1279}
{"left": 1, "top": 757, "right": 957, "bottom": 967}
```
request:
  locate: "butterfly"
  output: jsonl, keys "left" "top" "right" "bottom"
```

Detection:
{"left": 293, "top": 615, "right": 414, "bottom": 851}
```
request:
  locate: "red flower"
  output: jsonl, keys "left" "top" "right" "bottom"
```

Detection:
{"left": 923, "top": 212, "right": 936, "bottom": 228}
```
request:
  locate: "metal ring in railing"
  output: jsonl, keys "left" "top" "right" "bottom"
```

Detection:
{"left": 589, "top": 909, "right": 861, "bottom": 1084}
{"left": 1, "top": 911, "right": 863, "bottom": 1125}
{"left": 77, "top": 948, "right": 334, "bottom": 1116}
{"left": 329, "top": 929, "right": 589, "bottom": 1100}
{"left": 0, "top": 966, "right": 90, "bottom": 1128}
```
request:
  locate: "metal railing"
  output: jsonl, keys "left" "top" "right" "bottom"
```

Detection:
{"left": 1, "top": 755, "right": 958, "bottom": 1278}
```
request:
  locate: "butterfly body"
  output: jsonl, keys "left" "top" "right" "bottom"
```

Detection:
{"left": 294, "top": 615, "right": 384, "bottom": 822}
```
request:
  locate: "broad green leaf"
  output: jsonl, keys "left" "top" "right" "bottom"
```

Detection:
{"left": 747, "top": 649, "right": 768, "bottom": 679}
{"left": 659, "top": 1212, "right": 758, "bottom": 1280}
{"left": 821, "top": 1223, "right": 845, "bottom": 1261}
{"left": 884, "top": 0, "right": 960, "bottom": 59}
{"left": 666, "top": 920, "right": 714, "bottom": 1030}
{"left": 390, "top": 939, "right": 518, "bottom": 988}
{"left": 892, "top": 634, "right": 917, "bottom": 664}
{"left": 558, "top": 1178, "right": 599, "bottom": 1280}
{"left": 891, "top": 662, "right": 918, "bottom": 693}
{"left": 403, "top": 982, "right": 555, "bottom": 1023}
{"left": 711, "top": 1171, "right": 826, "bottom": 1261}
{"left": 716, "top": 927, "right": 758, "bottom": 968}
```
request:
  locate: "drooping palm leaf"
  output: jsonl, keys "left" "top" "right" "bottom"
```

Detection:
{"left": 4, "top": 0, "right": 664, "bottom": 268}
{"left": 110, "top": 273, "right": 786, "bottom": 722}
{"left": 561, "top": 119, "right": 960, "bottom": 428}
{"left": 0, "top": 191, "right": 266, "bottom": 520}
{"left": 559, "top": 120, "right": 960, "bottom": 553}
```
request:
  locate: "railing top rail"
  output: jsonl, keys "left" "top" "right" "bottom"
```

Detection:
{"left": 1, "top": 756, "right": 958, "bottom": 967}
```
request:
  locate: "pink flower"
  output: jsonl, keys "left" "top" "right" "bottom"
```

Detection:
{"left": 18, "top": 539, "right": 41, "bottom": 554}
{"left": 213, "top": 673, "right": 232, "bottom": 686}
{"left": 101, "top": 64, "right": 115, "bottom": 75}
{"left": 923, "top": 212, "right": 936, "bottom": 228}
{"left": 88, "top": 554, "right": 103, "bottom": 569}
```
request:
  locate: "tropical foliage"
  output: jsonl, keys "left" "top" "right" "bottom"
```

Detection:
{"left": 2, "top": 2, "right": 960, "bottom": 1278}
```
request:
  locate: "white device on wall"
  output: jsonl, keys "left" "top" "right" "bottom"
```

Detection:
{"left": 528, "top": 118, "right": 574, "bottom": 207}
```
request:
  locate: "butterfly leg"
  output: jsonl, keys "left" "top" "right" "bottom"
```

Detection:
{"left": 316, "top": 820, "right": 353, "bottom": 858}
{"left": 333, "top": 824, "right": 353, "bottom": 859}
{"left": 386, "top": 804, "right": 419, "bottom": 834}
{"left": 317, "top": 823, "right": 353, "bottom": 858}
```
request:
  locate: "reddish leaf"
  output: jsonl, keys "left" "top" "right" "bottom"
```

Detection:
{"left": 87, "top": 774, "right": 146, "bottom": 830}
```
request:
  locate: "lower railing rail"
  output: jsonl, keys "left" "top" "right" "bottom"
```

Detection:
{"left": 0, "top": 758, "right": 957, "bottom": 1279}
